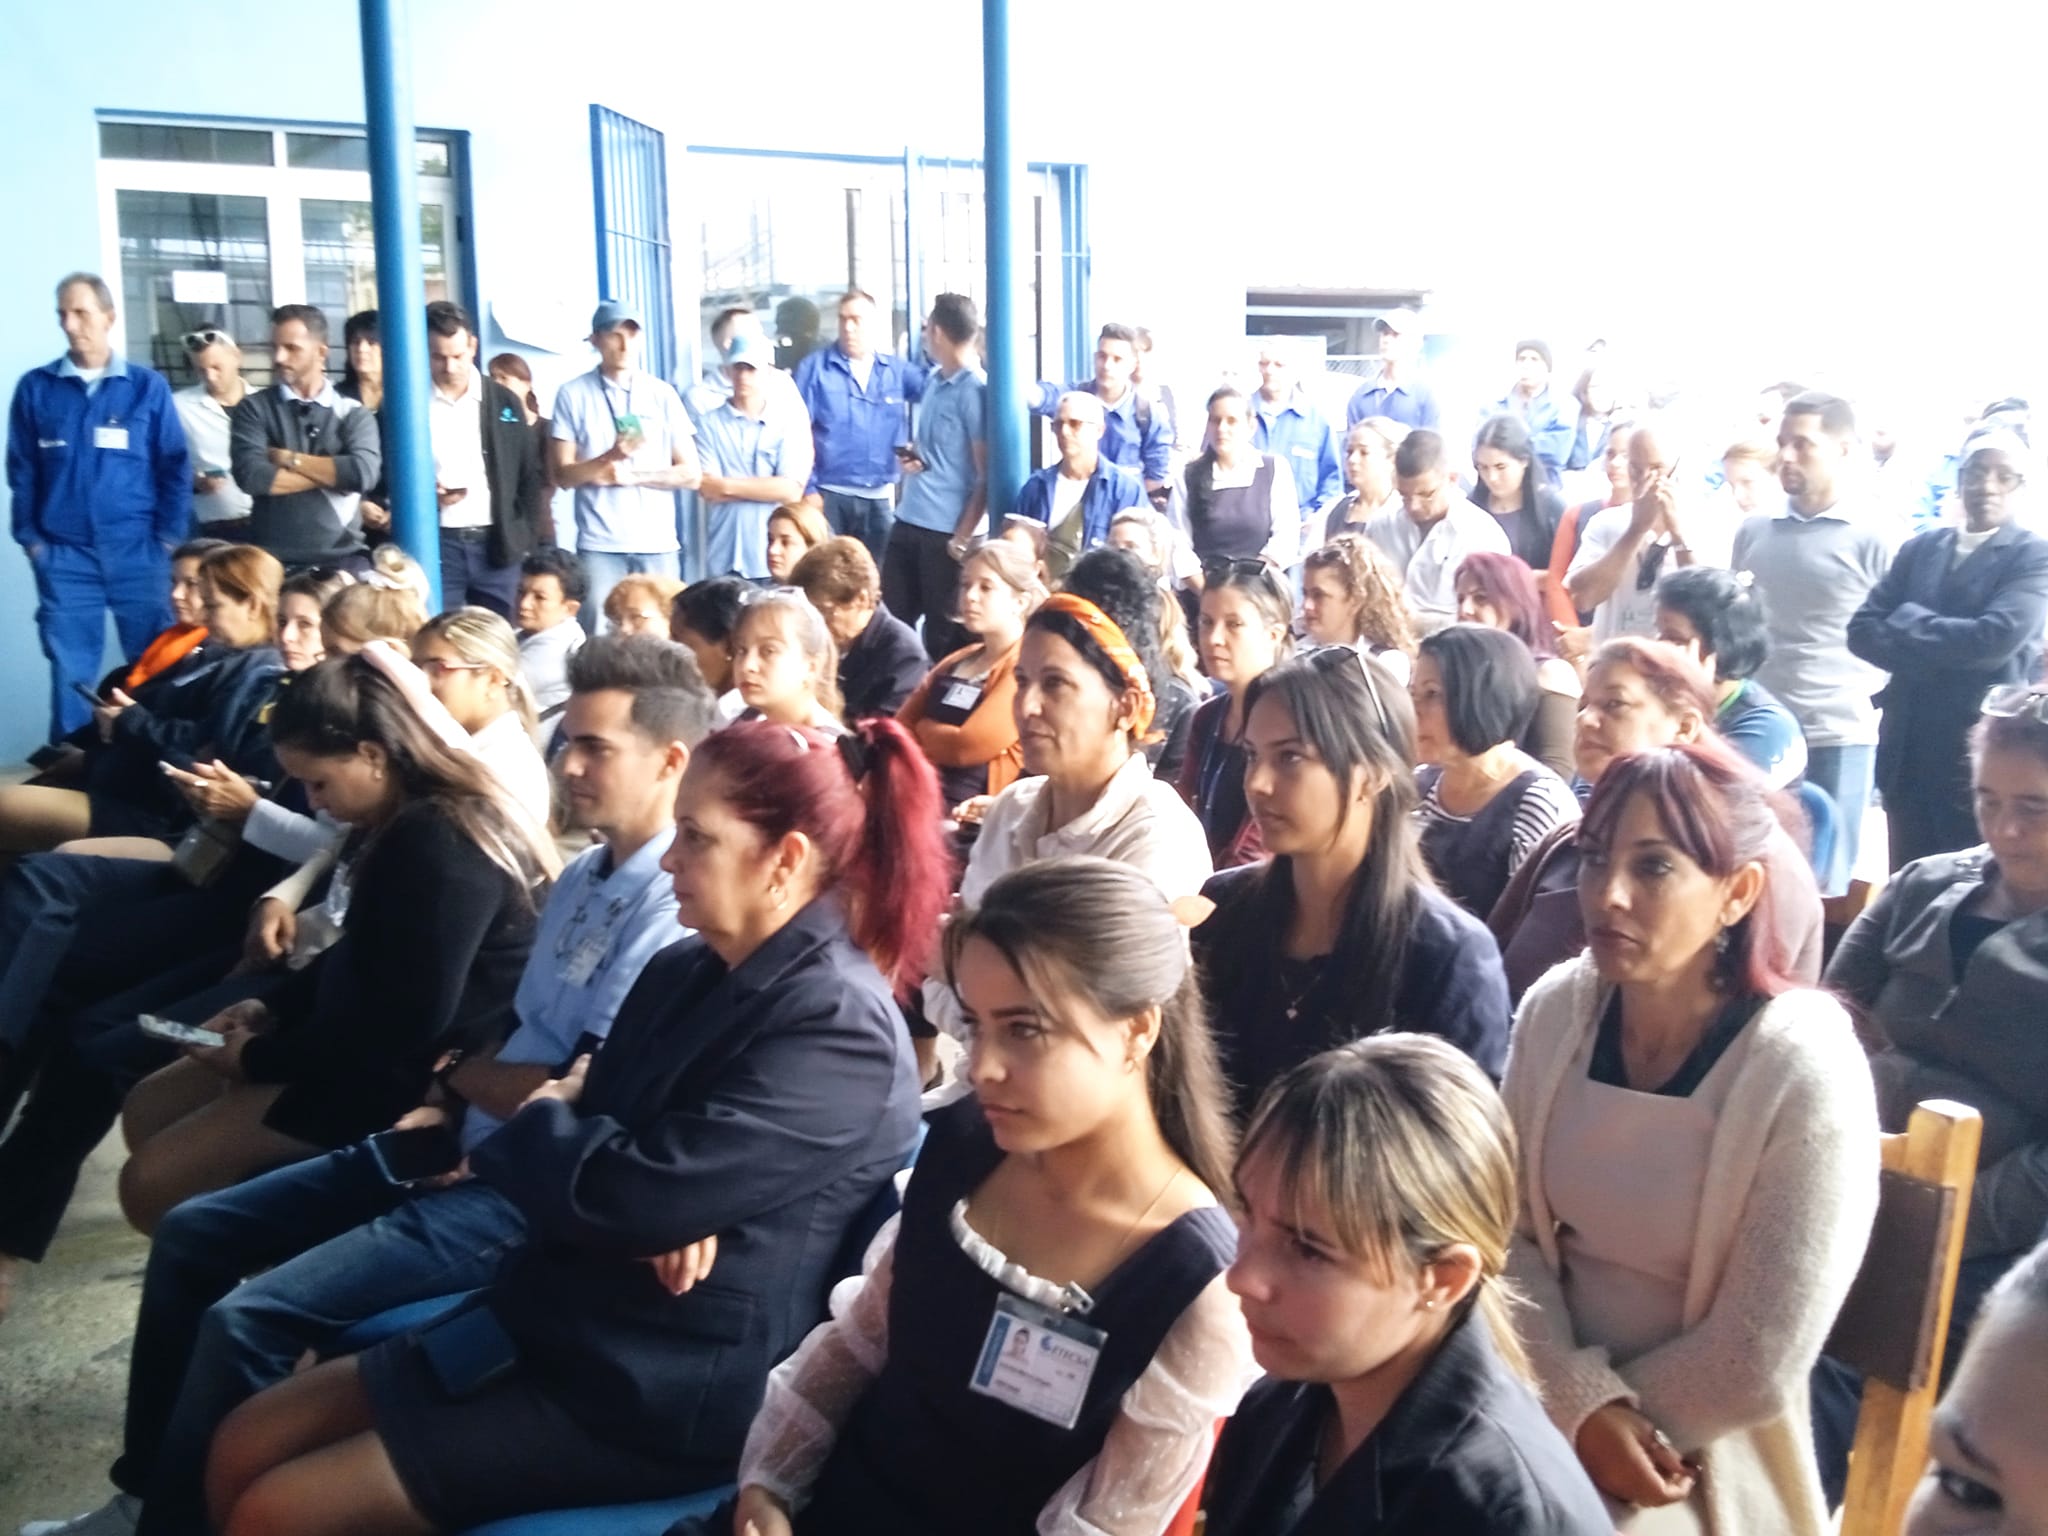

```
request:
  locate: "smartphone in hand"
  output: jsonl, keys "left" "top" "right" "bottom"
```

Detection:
{"left": 138, "top": 1013, "right": 226, "bottom": 1049}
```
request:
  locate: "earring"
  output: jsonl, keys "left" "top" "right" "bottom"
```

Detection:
{"left": 1713, "top": 926, "right": 1732, "bottom": 958}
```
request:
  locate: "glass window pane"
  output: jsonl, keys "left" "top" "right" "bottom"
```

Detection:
{"left": 416, "top": 139, "right": 451, "bottom": 177}
{"left": 114, "top": 189, "right": 273, "bottom": 385}
{"left": 100, "top": 121, "right": 274, "bottom": 166}
{"left": 285, "top": 133, "right": 370, "bottom": 172}
{"left": 300, "top": 198, "right": 451, "bottom": 329}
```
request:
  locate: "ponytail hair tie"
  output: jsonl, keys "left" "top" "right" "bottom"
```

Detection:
{"left": 837, "top": 730, "right": 875, "bottom": 783}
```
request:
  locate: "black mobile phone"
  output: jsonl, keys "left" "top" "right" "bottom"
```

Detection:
{"left": 894, "top": 443, "right": 921, "bottom": 462}
{"left": 364, "top": 1125, "right": 465, "bottom": 1186}
{"left": 70, "top": 681, "right": 105, "bottom": 706}
{"left": 416, "top": 1304, "right": 518, "bottom": 1401}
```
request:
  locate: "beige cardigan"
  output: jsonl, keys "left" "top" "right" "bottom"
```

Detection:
{"left": 1503, "top": 957, "right": 1880, "bottom": 1536}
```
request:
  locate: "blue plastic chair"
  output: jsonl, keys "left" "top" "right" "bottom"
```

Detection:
{"left": 461, "top": 1483, "right": 733, "bottom": 1536}
{"left": 1795, "top": 779, "right": 1842, "bottom": 892}
{"left": 332, "top": 1290, "right": 477, "bottom": 1354}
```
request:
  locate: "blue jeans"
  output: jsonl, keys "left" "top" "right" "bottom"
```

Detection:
{"left": 1805, "top": 743, "right": 1874, "bottom": 896}
{"left": 577, "top": 549, "right": 682, "bottom": 634}
{"left": 438, "top": 528, "right": 520, "bottom": 619}
{"left": 822, "top": 490, "right": 895, "bottom": 568}
{"left": 121, "top": 1146, "right": 526, "bottom": 1536}
{"left": 31, "top": 537, "right": 172, "bottom": 740}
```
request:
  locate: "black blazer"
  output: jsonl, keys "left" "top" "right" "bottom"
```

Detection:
{"left": 470, "top": 897, "right": 923, "bottom": 1461}
{"left": 1203, "top": 1312, "right": 1611, "bottom": 1536}
{"left": 1848, "top": 520, "right": 2048, "bottom": 794}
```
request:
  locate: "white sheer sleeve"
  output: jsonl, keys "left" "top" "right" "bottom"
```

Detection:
{"left": 1033, "top": 1271, "right": 1257, "bottom": 1536}
{"left": 736, "top": 1213, "right": 900, "bottom": 1511}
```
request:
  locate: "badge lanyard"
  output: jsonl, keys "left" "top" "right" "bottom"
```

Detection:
{"left": 968, "top": 1291, "right": 1108, "bottom": 1431}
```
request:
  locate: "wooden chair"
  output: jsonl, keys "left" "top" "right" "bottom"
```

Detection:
{"left": 1830, "top": 1099, "right": 1983, "bottom": 1536}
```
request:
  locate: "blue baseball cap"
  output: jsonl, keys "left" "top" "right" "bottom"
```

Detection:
{"left": 722, "top": 329, "right": 773, "bottom": 371}
{"left": 590, "top": 299, "right": 642, "bottom": 335}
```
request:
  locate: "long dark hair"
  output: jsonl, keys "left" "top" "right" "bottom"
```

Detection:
{"left": 268, "top": 655, "right": 554, "bottom": 890}
{"left": 946, "top": 856, "right": 1237, "bottom": 1198}
{"left": 1473, "top": 413, "right": 1539, "bottom": 517}
{"left": 1214, "top": 648, "right": 1433, "bottom": 1038}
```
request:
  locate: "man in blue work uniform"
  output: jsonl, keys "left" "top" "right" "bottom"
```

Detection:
{"left": 1249, "top": 340, "right": 1341, "bottom": 519}
{"left": 1346, "top": 310, "right": 1440, "bottom": 430}
{"left": 793, "top": 287, "right": 923, "bottom": 566}
{"left": 1486, "top": 337, "right": 1575, "bottom": 487}
{"left": 1012, "top": 392, "right": 1147, "bottom": 579}
{"left": 7, "top": 273, "right": 191, "bottom": 744}
{"left": 1030, "top": 321, "right": 1174, "bottom": 502}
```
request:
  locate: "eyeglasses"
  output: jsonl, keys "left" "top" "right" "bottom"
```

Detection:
{"left": 181, "top": 328, "right": 232, "bottom": 352}
{"left": 416, "top": 657, "right": 489, "bottom": 679}
{"left": 1303, "top": 643, "right": 1392, "bottom": 737}
{"left": 1982, "top": 684, "right": 2048, "bottom": 722}
{"left": 1962, "top": 464, "right": 2025, "bottom": 490}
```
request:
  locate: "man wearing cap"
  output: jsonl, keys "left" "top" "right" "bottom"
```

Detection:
{"left": 1345, "top": 311, "right": 1440, "bottom": 431}
{"left": 1249, "top": 340, "right": 1342, "bottom": 517}
{"left": 171, "top": 328, "right": 251, "bottom": 533}
{"left": 696, "top": 330, "right": 808, "bottom": 579}
{"left": 1487, "top": 338, "right": 1574, "bottom": 486}
{"left": 8, "top": 272, "right": 192, "bottom": 743}
{"left": 551, "top": 300, "right": 701, "bottom": 629}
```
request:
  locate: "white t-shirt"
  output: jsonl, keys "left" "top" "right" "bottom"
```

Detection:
{"left": 1571, "top": 504, "right": 1736, "bottom": 643}
{"left": 173, "top": 385, "right": 253, "bottom": 523}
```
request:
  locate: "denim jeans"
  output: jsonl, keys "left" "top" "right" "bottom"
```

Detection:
{"left": 1804, "top": 743, "right": 1875, "bottom": 896}
{"left": 438, "top": 528, "right": 521, "bottom": 619}
{"left": 121, "top": 1146, "right": 526, "bottom": 1536}
{"left": 822, "top": 490, "right": 895, "bottom": 568}
{"left": 578, "top": 549, "right": 683, "bottom": 634}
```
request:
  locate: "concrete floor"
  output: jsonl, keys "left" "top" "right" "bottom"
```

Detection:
{"left": 0, "top": 1132, "right": 147, "bottom": 1533}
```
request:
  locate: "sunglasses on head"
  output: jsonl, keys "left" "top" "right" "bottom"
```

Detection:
{"left": 1201, "top": 555, "right": 1268, "bottom": 583}
{"left": 181, "top": 328, "right": 232, "bottom": 352}
{"left": 1982, "top": 684, "right": 2048, "bottom": 724}
{"left": 1301, "top": 643, "right": 1392, "bottom": 736}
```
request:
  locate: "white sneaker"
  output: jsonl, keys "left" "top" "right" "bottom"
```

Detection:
{"left": 19, "top": 1495, "right": 141, "bottom": 1536}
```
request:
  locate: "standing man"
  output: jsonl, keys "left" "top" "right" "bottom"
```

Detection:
{"left": 1488, "top": 338, "right": 1574, "bottom": 486}
{"left": 1346, "top": 310, "right": 1440, "bottom": 430}
{"left": 1733, "top": 390, "right": 1900, "bottom": 892}
{"left": 229, "top": 304, "right": 380, "bottom": 572}
{"left": 551, "top": 300, "right": 701, "bottom": 628}
{"left": 171, "top": 328, "right": 251, "bottom": 535}
{"left": 7, "top": 273, "right": 191, "bottom": 743}
{"left": 1566, "top": 417, "right": 1722, "bottom": 643}
{"left": 884, "top": 293, "right": 987, "bottom": 660}
{"left": 793, "top": 288, "right": 922, "bottom": 566}
{"left": 695, "top": 331, "right": 808, "bottom": 580}
{"left": 1012, "top": 391, "right": 1147, "bottom": 579}
{"left": 1030, "top": 322, "right": 1173, "bottom": 502}
{"left": 1248, "top": 340, "right": 1342, "bottom": 522}
{"left": 1366, "top": 428, "right": 1509, "bottom": 628}
{"left": 423, "top": 301, "right": 544, "bottom": 619}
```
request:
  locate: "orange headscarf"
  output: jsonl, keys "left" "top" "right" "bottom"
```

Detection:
{"left": 1036, "top": 592, "right": 1156, "bottom": 740}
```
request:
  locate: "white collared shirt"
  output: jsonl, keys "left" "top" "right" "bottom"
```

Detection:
{"left": 429, "top": 370, "right": 491, "bottom": 528}
{"left": 1364, "top": 497, "right": 1511, "bottom": 622}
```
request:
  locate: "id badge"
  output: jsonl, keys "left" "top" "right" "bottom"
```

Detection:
{"left": 560, "top": 934, "right": 607, "bottom": 986}
{"left": 937, "top": 679, "right": 983, "bottom": 711}
{"left": 94, "top": 425, "right": 130, "bottom": 451}
{"left": 968, "top": 1293, "right": 1105, "bottom": 1429}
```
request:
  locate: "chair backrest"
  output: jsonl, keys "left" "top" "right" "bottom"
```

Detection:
{"left": 1795, "top": 778, "right": 1839, "bottom": 887}
{"left": 1831, "top": 1099, "right": 1983, "bottom": 1536}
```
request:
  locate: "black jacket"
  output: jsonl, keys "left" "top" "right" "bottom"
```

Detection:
{"left": 470, "top": 897, "right": 923, "bottom": 1460}
{"left": 839, "top": 606, "right": 930, "bottom": 720}
{"left": 1203, "top": 1311, "right": 1611, "bottom": 1536}
{"left": 362, "top": 377, "right": 545, "bottom": 566}
{"left": 1847, "top": 520, "right": 2048, "bottom": 797}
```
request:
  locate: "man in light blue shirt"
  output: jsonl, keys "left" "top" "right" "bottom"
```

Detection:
{"left": 1249, "top": 340, "right": 1341, "bottom": 517}
{"left": 75, "top": 636, "right": 714, "bottom": 1536}
{"left": 696, "top": 331, "right": 809, "bottom": 579}
{"left": 1346, "top": 310, "right": 1440, "bottom": 431}
{"left": 550, "top": 300, "right": 702, "bottom": 627}
{"left": 884, "top": 293, "right": 987, "bottom": 660}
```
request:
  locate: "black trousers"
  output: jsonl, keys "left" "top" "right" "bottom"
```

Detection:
{"left": 881, "top": 522, "right": 967, "bottom": 661}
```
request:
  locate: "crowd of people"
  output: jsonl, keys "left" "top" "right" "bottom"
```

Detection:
{"left": 4, "top": 268, "right": 2048, "bottom": 1536}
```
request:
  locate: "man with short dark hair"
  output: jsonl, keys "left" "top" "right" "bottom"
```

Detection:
{"left": 1733, "top": 390, "right": 1901, "bottom": 890}
{"left": 8, "top": 272, "right": 192, "bottom": 742}
{"left": 1030, "top": 321, "right": 1173, "bottom": 500}
{"left": 1249, "top": 338, "right": 1342, "bottom": 515}
{"left": 1368, "top": 428, "right": 1509, "bottom": 625}
{"left": 422, "top": 301, "right": 545, "bottom": 617}
{"left": 884, "top": 293, "right": 987, "bottom": 659}
{"left": 1346, "top": 310, "right": 1440, "bottom": 430}
{"left": 229, "top": 304, "right": 382, "bottom": 570}
{"left": 794, "top": 289, "right": 924, "bottom": 565}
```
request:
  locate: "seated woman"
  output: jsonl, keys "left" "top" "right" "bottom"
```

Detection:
{"left": 1456, "top": 550, "right": 1582, "bottom": 779}
{"left": 1104, "top": 507, "right": 1204, "bottom": 783}
{"left": 0, "top": 545, "right": 288, "bottom": 856}
{"left": 791, "top": 537, "right": 929, "bottom": 720}
{"left": 1470, "top": 414, "right": 1568, "bottom": 616}
{"left": 1321, "top": 416, "right": 1407, "bottom": 543}
{"left": 395, "top": 608, "right": 553, "bottom": 835}
{"left": 113, "top": 653, "right": 553, "bottom": 1234}
{"left": 1181, "top": 559, "right": 1295, "bottom": 867}
{"left": 320, "top": 567, "right": 431, "bottom": 658}
{"left": 1193, "top": 648, "right": 1510, "bottom": 1121}
{"left": 205, "top": 718, "right": 947, "bottom": 1536}
{"left": 1300, "top": 532, "right": 1416, "bottom": 685}
{"left": 729, "top": 588, "right": 844, "bottom": 733}
{"left": 765, "top": 499, "right": 832, "bottom": 585}
{"left": 601, "top": 572, "right": 686, "bottom": 638}
{"left": 1410, "top": 624, "right": 1579, "bottom": 918}
{"left": 671, "top": 574, "right": 752, "bottom": 723}
{"left": 1904, "top": 1237, "right": 2048, "bottom": 1536}
{"left": 1204, "top": 1034, "right": 1610, "bottom": 1535}
{"left": 728, "top": 856, "right": 1251, "bottom": 1536}
{"left": 1504, "top": 742, "right": 1879, "bottom": 1536}
{"left": 897, "top": 538, "right": 1044, "bottom": 816}
{"left": 1653, "top": 565, "right": 1806, "bottom": 790}
{"left": 1489, "top": 638, "right": 1824, "bottom": 1000}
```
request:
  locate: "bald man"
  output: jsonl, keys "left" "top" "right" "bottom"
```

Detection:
{"left": 1012, "top": 390, "right": 1147, "bottom": 579}
{"left": 1566, "top": 416, "right": 1728, "bottom": 643}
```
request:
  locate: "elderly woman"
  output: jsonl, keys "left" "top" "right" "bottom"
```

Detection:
{"left": 791, "top": 537, "right": 928, "bottom": 720}
{"left": 1848, "top": 428, "right": 2048, "bottom": 869}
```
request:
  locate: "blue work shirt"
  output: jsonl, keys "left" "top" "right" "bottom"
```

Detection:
{"left": 1013, "top": 456, "right": 1147, "bottom": 555}
{"left": 1487, "top": 387, "right": 1576, "bottom": 483}
{"left": 1029, "top": 380, "right": 1172, "bottom": 482}
{"left": 792, "top": 344, "right": 924, "bottom": 494}
{"left": 461, "top": 827, "right": 683, "bottom": 1154}
{"left": 7, "top": 353, "right": 191, "bottom": 549}
{"left": 1250, "top": 390, "right": 1342, "bottom": 509}
{"left": 1345, "top": 375, "right": 1441, "bottom": 430}
{"left": 896, "top": 364, "right": 988, "bottom": 535}
{"left": 695, "top": 398, "right": 806, "bottom": 578}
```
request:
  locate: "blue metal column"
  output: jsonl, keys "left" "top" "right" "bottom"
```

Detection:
{"left": 981, "top": 0, "right": 1027, "bottom": 524}
{"left": 359, "top": 0, "right": 440, "bottom": 607}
